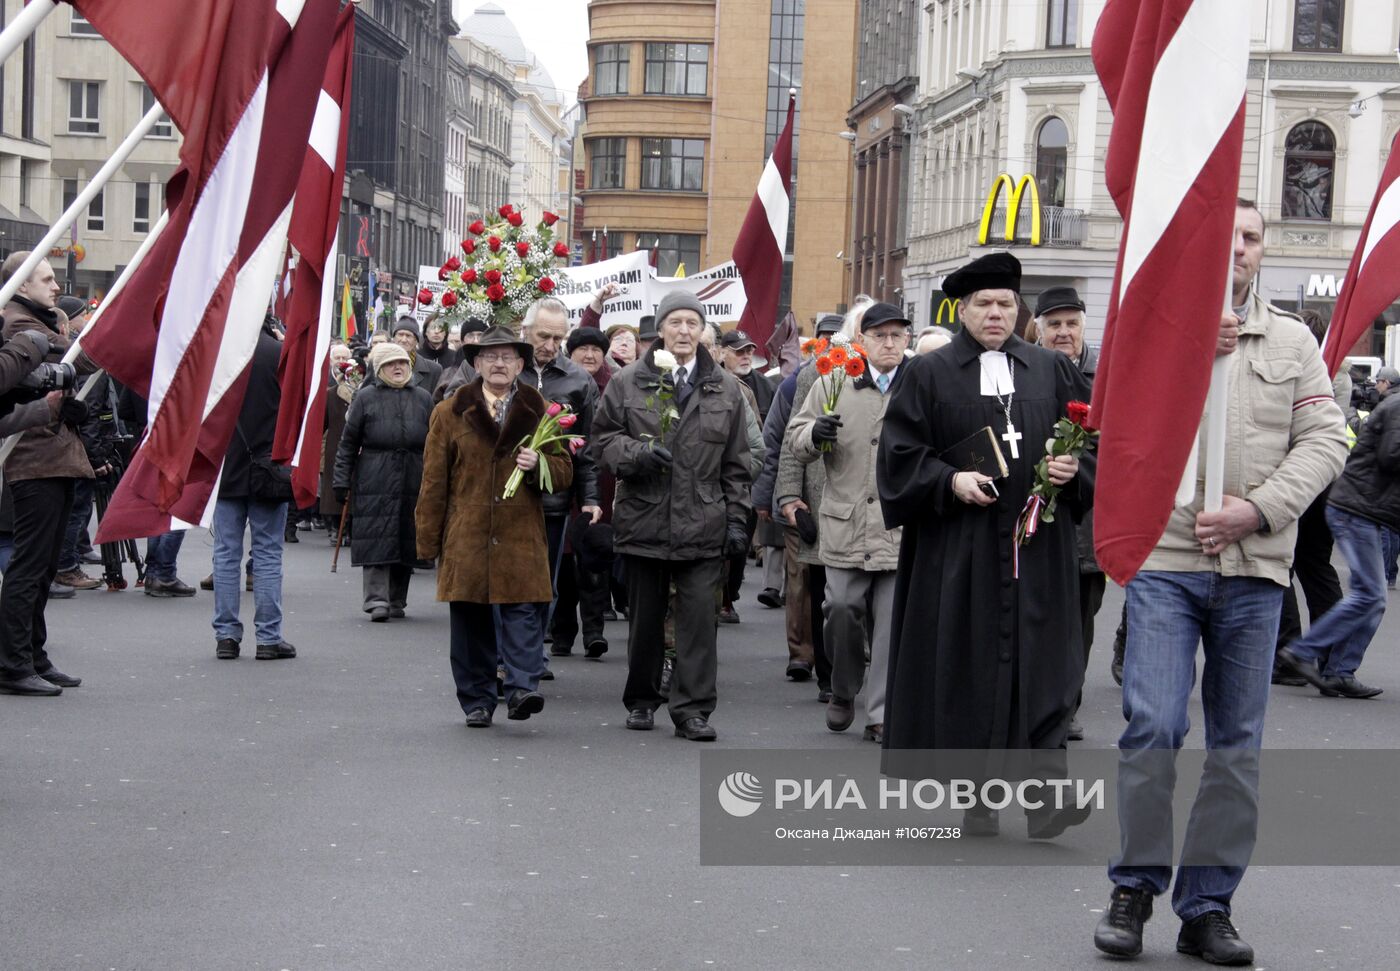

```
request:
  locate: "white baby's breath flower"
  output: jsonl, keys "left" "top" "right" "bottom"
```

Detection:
{"left": 653, "top": 349, "right": 678, "bottom": 372}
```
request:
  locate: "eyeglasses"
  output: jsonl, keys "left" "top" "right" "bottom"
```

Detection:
{"left": 865, "top": 331, "right": 908, "bottom": 344}
{"left": 476, "top": 351, "right": 519, "bottom": 364}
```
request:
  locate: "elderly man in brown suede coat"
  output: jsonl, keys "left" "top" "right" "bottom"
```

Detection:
{"left": 417, "top": 326, "right": 573, "bottom": 729}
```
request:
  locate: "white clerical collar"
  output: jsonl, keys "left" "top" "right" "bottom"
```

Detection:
{"left": 979, "top": 350, "right": 1014, "bottom": 397}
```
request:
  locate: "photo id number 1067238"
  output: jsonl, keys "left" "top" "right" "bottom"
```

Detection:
{"left": 895, "top": 827, "right": 962, "bottom": 840}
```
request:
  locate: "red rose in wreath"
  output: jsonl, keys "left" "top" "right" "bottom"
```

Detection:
{"left": 541, "top": 211, "right": 559, "bottom": 226}
{"left": 441, "top": 291, "right": 458, "bottom": 308}
{"left": 515, "top": 241, "right": 531, "bottom": 258}
{"left": 486, "top": 283, "right": 507, "bottom": 302}
{"left": 537, "top": 277, "right": 556, "bottom": 293}
{"left": 462, "top": 268, "right": 477, "bottom": 284}
{"left": 507, "top": 212, "right": 524, "bottom": 227}
{"left": 468, "top": 220, "right": 485, "bottom": 235}
{"left": 484, "top": 269, "right": 502, "bottom": 286}
{"left": 417, "top": 288, "right": 433, "bottom": 305}
{"left": 553, "top": 241, "right": 569, "bottom": 258}
{"left": 498, "top": 204, "right": 514, "bottom": 218}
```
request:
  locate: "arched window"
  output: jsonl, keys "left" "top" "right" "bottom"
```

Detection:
{"left": 1293, "top": 1, "right": 1343, "bottom": 52}
{"left": 1282, "top": 121, "right": 1335, "bottom": 220}
{"left": 1035, "top": 116, "right": 1068, "bottom": 207}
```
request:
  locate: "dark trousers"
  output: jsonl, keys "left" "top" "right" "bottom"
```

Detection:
{"left": 1277, "top": 490, "right": 1344, "bottom": 649}
{"left": 362, "top": 563, "right": 412, "bottom": 611}
{"left": 807, "top": 562, "right": 831, "bottom": 689}
{"left": 0, "top": 478, "right": 75, "bottom": 681}
{"left": 535, "top": 515, "right": 569, "bottom": 640}
{"left": 552, "top": 552, "right": 608, "bottom": 648}
{"left": 1075, "top": 570, "right": 1107, "bottom": 711}
{"left": 623, "top": 554, "right": 721, "bottom": 724}
{"left": 57, "top": 477, "right": 94, "bottom": 573}
{"left": 450, "top": 601, "right": 543, "bottom": 715}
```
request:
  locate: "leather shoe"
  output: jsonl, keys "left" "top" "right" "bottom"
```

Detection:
{"left": 826, "top": 696, "right": 855, "bottom": 732}
{"left": 962, "top": 808, "right": 999, "bottom": 837}
{"left": 48, "top": 581, "right": 76, "bottom": 600}
{"left": 389, "top": 607, "right": 405, "bottom": 618}
{"left": 584, "top": 638, "right": 608, "bottom": 659}
{"left": 370, "top": 606, "right": 389, "bottom": 622}
{"left": 1271, "top": 662, "right": 1307, "bottom": 687}
{"left": 539, "top": 667, "right": 555, "bottom": 681}
{"left": 1276, "top": 645, "right": 1326, "bottom": 690}
{"left": 862, "top": 723, "right": 883, "bottom": 743}
{"left": 507, "top": 689, "right": 545, "bottom": 721}
{"left": 1176, "top": 910, "right": 1254, "bottom": 966}
{"left": 717, "top": 606, "right": 740, "bottom": 624}
{"left": 757, "top": 587, "right": 784, "bottom": 608}
{"left": 0, "top": 675, "right": 63, "bottom": 696}
{"left": 255, "top": 641, "right": 296, "bottom": 660}
{"left": 786, "top": 660, "right": 813, "bottom": 682}
{"left": 145, "top": 577, "right": 197, "bottom": 598}
{"left": 465, "top": 707, "right": 492, "bottom": 728}
{"left": 215, "top": 639, "right": 239, "bottom": 660}
{"left": 674, "top": 716, "right": 717, "bottom": 741}
{"left": 625, "top": 707, "right": 654, "bottom": 731}
{"left": 200, "top": 574, "right": 214, "bottom": 591}
{"left": 1319, "top": 674, "right": 1383, "bottom": 699}
{"left": 1095, "top": 885, "right": 1153, "bottom": 958}
{"left": 39, "top": 668, "right": 81, "bottom": 688}
{"left": 550, "top": 642, "right": 573, "bottom": 656}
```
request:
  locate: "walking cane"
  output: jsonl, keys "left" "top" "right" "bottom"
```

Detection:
{"left": 331, "top": 490, "right": 351, "bottom": 573}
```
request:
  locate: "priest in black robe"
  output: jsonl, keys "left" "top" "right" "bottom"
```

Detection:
{"left": 878, "top": 253, "right": 1094, "bottom": 767}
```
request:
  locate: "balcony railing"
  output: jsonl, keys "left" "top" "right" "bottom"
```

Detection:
{"left": 981, "top": 205, "right": 1087, "bottom": 248}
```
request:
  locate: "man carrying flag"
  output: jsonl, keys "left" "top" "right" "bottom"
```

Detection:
{"left": 1088, "top": 1, "right": 1348, "bottom": 947}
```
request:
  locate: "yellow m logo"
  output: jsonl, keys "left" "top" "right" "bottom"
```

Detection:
{"left": 978, "top": 173, "right": 1042, "bottom": 246}
{"left": 936, "top": 297, "right": 960, "bottom": 324}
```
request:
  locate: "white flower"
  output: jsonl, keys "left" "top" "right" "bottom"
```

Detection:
{"left": 653, "top": 349, "right": 678, "bottom": 372}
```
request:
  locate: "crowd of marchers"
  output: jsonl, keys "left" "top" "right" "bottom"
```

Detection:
{"left": 0, "top": 198, "right": 1392, "bottom": 966}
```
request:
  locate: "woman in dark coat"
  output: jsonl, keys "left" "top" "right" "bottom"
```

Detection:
{"left": 333, "top": 342, "right": 434, "bottom": 621}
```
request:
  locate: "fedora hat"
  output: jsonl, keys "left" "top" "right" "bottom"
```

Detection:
{"left": 461, "top": 325, "right": 532, "bottom": 366}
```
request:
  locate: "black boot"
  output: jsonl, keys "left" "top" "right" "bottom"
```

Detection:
{"left": 1094, "top": 885, "right": 1153, "bottom": 958}
{"left": 1111, "top": 628, "right": 1126, "bottom": 687}
{"left": 1176, "top": 911, "right": 1254, "bottom": 966}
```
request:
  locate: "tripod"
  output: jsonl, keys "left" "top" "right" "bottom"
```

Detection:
{"left": 90, "top": 465, "right": 145, "bottom": 591}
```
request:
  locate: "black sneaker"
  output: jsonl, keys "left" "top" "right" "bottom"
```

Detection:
{"left": 1176, "top": 910, "right": 1254, "bottom": 966}
{"left": 1094, "top": 885, "right": 1153, "bottom": 958}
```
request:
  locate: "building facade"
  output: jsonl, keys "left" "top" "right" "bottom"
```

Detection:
{"left": 578, "top": 0, "right": 858, "bottom": 329}
{"left": 903, "top": 0, "right": 1400, "bottom": 357}
{"left": 453, "top": 35, "right": 515, "bottom": 229}
{"left": 0, "top": 0, "right": 55, "bottom": 267}
{"left": 444, "top": 44, "right": 471, "bottom": 261}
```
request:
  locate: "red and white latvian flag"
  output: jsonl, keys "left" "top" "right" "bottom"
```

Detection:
{"left": 1321, "top": 129, "right": 1400, "bottom": 377}
{"left": 73, "top": 0, "right": 339, "bottom": 541}
{"left": 1087, "top": 0, "right": 1251, "bottom": 585}
{"left": 273, "top": 4, "right": 356, "bottom": 509}
{"left": 731, "top": 90, "right": 795, "bottom": 351}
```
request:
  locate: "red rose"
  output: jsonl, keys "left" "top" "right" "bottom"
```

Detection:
{"left": 441, "top": 291, "right": 458, "bottom": 308}
{"left": 507, "top": 212, "right": 524, "bottom": 227}
{"left": 485, "top": 269, "right": 502, "bottom": 285}
{"left": 1067, "top": 401, "right": 1092, "bottom": 428}
{"left": 498, "top": 204, "right": 514, "bottom": 218}
{"left": 417, "top": 288, "right": 433, "bottom": 305}
{"left": 488, "top": 236, "right": 502, "bottom": 252}
{"left": 515, "top": 241, "right": 531, "bottom": 258}
{"left": 541, "top": 211, "right": 559, "bottom": 226}
{"left": 537, "top": 276, "right": 556, "bottom": 293}
{"left": 437, "top": 266, "right": 451, "bottom": 281}
{"left": 486, "top": 283, "right": 507, "bottom": 302}
{"left": 468, "top": 220, "right": 485, "bottom": 235}
{"left": 462, "top": 268, "right": 477, "bottom": 284}
{"left": 444, "top": 256, "right": 461, "bottom": 272}
{"left": 461, "top": 238, "right": 476, "bottom": 255}
{"left": 552, "top": 241, "right": 569, "bottom": 258}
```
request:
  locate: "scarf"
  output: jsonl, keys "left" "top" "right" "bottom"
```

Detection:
{"left": 378, "top": 367, "right": 413, "bottom": 390}
{"left": 14, "top": 294, "right": 60, "bottom": 331}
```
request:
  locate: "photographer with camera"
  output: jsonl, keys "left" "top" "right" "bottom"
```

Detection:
{"left": 0, "top": 252, "right": 98, "bottom": 697}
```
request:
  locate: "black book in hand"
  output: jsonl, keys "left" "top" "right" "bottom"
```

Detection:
{"left": 938, "top": 426, "right": 1009, "bottom": 480}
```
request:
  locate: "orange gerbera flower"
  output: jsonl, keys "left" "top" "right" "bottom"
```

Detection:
{"left": 827, "top": 346, "right": 849, "bottom": 366}
{"left": 802, "top": 339, "right": 818, "bottom": 355}
{"left": 850, "top": 343, "right": 868, "bottom": 358}
{"left": 814, "top": 337, "right": 830, "bottom": 355}
{"left": 844, "top": 357, "right": 866, "bottom": 378}
{"left": 815, "top": 356, "right": 834, "bottom": 376}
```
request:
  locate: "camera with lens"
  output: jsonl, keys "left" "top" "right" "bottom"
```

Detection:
{"left": 1, "top": 329, "right": 73, "bottom": 417}
{"left": 18, "top": 361, "right": 77, "bottom": 394}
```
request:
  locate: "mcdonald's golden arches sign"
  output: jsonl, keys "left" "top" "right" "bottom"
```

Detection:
{"left": 978, "top": 174, "right": 1042, "bottom": 246}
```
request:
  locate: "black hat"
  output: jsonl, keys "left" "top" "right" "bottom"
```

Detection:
{"left": 859, "top": 302, "right": 912, "bottom": 332}
{"left": 720, "top": 329, "right": 758, "bottom": 351}
{"left": 1033, "top": 286, "right": 1085, "bottom": 318}
{"left": 570, "top": 514, "right": 615, "bottom": 573}
{"left": 941, "top": 252, "right": 1022, "bottom": 300}
{"left": 815, "top": 313, "right": 844, "bottom": 336}
{"left": 392, "top": 316, "right": 422, "bottom": 343}
{"left": 460, "top": 325, "right": 532, "bottom": 366}
{"left": 56, "top": 295, "right": 88, "bottom": 321}
{"left": 637, "top": 315, "right": 658, "bottom": 341}
{"left": 566, "top": 327, "right": 609, "bottom": 356}
{"left": 459, "top": 316, "right": 488, "bottom": 336}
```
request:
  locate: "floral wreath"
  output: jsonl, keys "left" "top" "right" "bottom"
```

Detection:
{"left": 419, "top": 204, "right": 570, "bottom": 330}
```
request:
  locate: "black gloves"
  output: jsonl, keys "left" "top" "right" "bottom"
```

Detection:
{"left": 334, "top": 486, "right": 349, "bottom": 505}
{"left": 724, "top": 522, "right": 749, "bottom": 558}
{"left": 15, "top": 329, "right": 51, "bottom": 361}
{"left": 632, "top": 443, "right": 673, "bottom": 478}
{"left": 59, "top": 397, "right": 89, "bottom": 426}
{"left": 811, "top": 413, "right": 843, "bottom": 446}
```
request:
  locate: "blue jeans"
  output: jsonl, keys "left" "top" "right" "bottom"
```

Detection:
{"left": 1381, "top": 526, "right": 1400, "bottom": 587}
{"left": 211, "top": 498, "right": 287, "bottom": 645}
{"left": 145, "top": 530, "right": 186, "bottom": 583}
{"left": 1287, "top": 506, "right": 1387, "bottom": 678}
{"left": 1109, "top": 571, "right": 1282, "bottom": 920}
{"left": 57, "top": 478, "right": 95, "bottom": 573}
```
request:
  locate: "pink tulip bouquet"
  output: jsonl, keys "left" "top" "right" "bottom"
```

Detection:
{"left": 501, "top": 401, "right": 584, "bottom": 499}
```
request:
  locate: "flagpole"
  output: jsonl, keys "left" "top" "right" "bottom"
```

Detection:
{"left": 0, "top": 0, "right": 56, "bottom": 65}
{"left": 1202, "top": 268, "right": 1234, "bottom": 513}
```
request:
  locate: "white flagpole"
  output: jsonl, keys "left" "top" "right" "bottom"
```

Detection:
{"left": 1202, "top": 268, "right": 1234, "bottom": 513}
{"left": 0, "top": 0, "right": 57, "bottom": 65}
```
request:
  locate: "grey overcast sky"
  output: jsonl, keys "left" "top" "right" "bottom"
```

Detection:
{"left": 452, "top": 0, "right": 591, "bottom": 105}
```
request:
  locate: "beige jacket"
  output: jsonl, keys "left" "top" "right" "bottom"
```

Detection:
{"left": 1141, "top": 294, "right": 1347, "bottom": 585}
{"left": 788, "top": 367, "right": 902, "bottom": 571}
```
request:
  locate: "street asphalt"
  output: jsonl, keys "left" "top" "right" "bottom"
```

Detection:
{"left": 3, "top": 526, "right": 1398, "bottom": 970}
